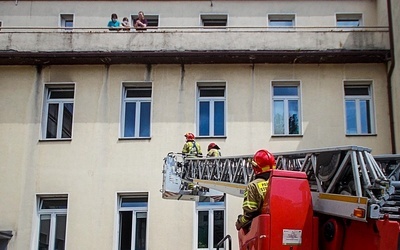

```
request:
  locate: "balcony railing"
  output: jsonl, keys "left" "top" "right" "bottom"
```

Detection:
{"left": 0, "top": 26, "right": 390, "bottom": 65}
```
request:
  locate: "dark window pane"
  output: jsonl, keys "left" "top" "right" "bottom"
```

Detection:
{"left": 273, "top": 86, "right": 298, "bottom": 96}
{"left": 135, "top": 212, "right": 147, "bottom": 250}
{"left": 49, "top": 89, "right": 74, "bottom": 99}
{"left": 199, "top": 88, "right": 225, "bottom": 97}
{"left": 119, "top": 211, "right": 132, "bottom": 250}
{"left": 61, "top": 103, "right": 73, "bottom": 138}
{"left": 38, "top": 215, "right": 51, "bottom": 250}
{"left": 139, "top": 102, "right": 151, "bottom": 137}
{"left": 41, "top": 199, "right": 68, "bottom": 209}
{"left": 288, "top": 100, "right": 299, "bottom": 134}
{"left": 126, "top": 88, "right": 151, "bottom": 98}
{"left": 360, "top": 100, "right": 371, "bottom": 133}
{"left": 345, "top": 86, "right": 369, "bottom": 96}
{"left": 198, "top": 211, "right": 209, "bottom": 248}
{"left": 46, "top": 104, "right": 59, "bottom": 138}
{"left": 124, "top": 102, "right": 136, "bottom": 137}
{"left": 346, "top": 100, "right": 357, "bottom": 134}
{"left": 213, "top": 210, "right": 225, "bottom": 248}
{"left": 121, "top": 197, "right": 148, "bottom": 207}
{"left": 199, "top": 102, "right": 210, "bottom": 136}
{"left": 54, "top": 215, "right": 67, "bottom": 250}
{"left": 214, "top": 101, "right": 225, "bottom": 136}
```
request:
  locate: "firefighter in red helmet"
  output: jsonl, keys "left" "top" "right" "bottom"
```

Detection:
{"left": 235, "top": 149, "right": 276, "bottom": 230}
{"left": 182, "top": 132, "right": 203, "bottom": 158}
{"left": 207, "top": 143, "right": 221, "bottom": 157}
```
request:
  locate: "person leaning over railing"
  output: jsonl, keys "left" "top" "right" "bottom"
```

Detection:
{"left": 107, "top": 13, "right": 121, "bottom": 31}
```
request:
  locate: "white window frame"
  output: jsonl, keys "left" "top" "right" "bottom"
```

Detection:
{"left": 121, "top": 82, "right": 152, "bottom": 138}
{"left": 59, "top": 13, "right": 74, "bottom": 30}
{"left": 196, "top": 82, "right": 226, "bottom": 137}
{"left": 200, "top": 14, "right": 228, "bottom": 28}
{"left": 194, "top": 197, "right": 226, "bottom": 250}
{"left": 116, "top": 193, "right": 149, "bottom": 250}
{"left": 343, "top": 81, "right": 375, "bottom": 135}
{"left": 336, "top": 13, "right": 363, "bottom": 28}
{"left": 36, "top": 196, "right": 68, "bottom": 250}
{"left": 271, "top": 81, "right": 302, "bottom": 136}
{"left": 268, "top": 14, "right": 295, "bottom": 28}
{"left": 42, "top": 84, "right": 75, "bottom": 140}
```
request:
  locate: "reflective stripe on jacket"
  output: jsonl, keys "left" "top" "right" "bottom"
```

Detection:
{"left": 182, "top": 141, "right": 202, "bottom": 157}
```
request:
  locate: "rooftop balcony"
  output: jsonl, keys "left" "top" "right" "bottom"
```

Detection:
{"left": 0, "top": 26, "right": 390, "bottom": 65}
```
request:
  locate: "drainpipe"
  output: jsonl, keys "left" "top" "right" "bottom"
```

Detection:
{"left": 386, "top": 0, "right": 396, "bottom": 153}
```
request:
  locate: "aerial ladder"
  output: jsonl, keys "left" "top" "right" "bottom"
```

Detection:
{"left": 161, "top": 145, "right": 400, "bottom": 250}
{"left": 374, "top": 153, "right": 400, "bottom": 182}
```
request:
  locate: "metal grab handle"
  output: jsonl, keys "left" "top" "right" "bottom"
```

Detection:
{"left": 216, "top": 234, "right": 232, "bottom": 250}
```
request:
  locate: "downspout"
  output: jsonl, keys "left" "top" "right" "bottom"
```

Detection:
{"left": 386, "top": 0, "right": 396, "bottom": 153}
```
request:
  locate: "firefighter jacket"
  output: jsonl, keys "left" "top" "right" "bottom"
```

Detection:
{"left": 182, "top": 140, "right": 203, "bottom": 157}
{"left": 236, "top": 176, "right": 270, "bottom": 230}
{"left": 207, "top": 148, "right": 221, "bottom": 157}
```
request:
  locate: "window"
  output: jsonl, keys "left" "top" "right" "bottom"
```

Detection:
{"left": 200, "top": 14, "right": 228, "bottom": 27}
{"left": 268, "top": 14, "right": 295, "bottom": 27}
{"left": 60, "top": 14, "right": 74, "bottom": 30}
{"left": 131, "top": 14, "right": 159, "bottom": 27}
{"left": 37, "top": 197, "right": 68, "bottom": 250}
{"left": 0, "top": 21, "right": 2, "bottom": 31}
{"left": 197, "top": 83, "right": 226, "bottom": 137}
{"left": 344, "top": 83, "right": 375, "bottom": 135}
{"left": 43, "top": 85, "right": 74, "bottom": 139}
{"left": 196, "top": 196, "right": 225, "bottom": 250}
{"left": 336, "top": 13, "right": 362, "bottom": 27}
{"left": 272, "top": 83, "right": 301, "bottom": 135}
{"left": 121, "top": 83, "right": 152, "bottom": 138}
{"left": 118, "top": 193, "right": 148, "bottom": 250}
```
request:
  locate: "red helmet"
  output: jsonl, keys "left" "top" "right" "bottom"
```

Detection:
{"left": 251, "top": 149, "right": 276, "bottom": 175}
{"left": 208, "top": 143, "right": 220, "bottom": 151}
{"left": 184, "top": 132, "right": 195, "bottom": 140}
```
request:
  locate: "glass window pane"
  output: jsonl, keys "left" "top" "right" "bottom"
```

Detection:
{"left": 38, "top": 215, "right": 51, "bottom": 250}
{"left": 337, "top": 20, "right": 360, "bottom": 27}
{"left": 199, "top": 88, "right": 225, "bottom": 97}
{"left": 139, "top": 102, "right": 151, "bottom": 137}
{"left": 135, "top": 212, "right": 147, "bottom": 250}
{"left": 198, "top": 211, "right": 209, "bottom": 248}
{"left": 199, "top": 102, "right": 210, "bottom": 136}
{"left": 360, "top": 100, "right": 371, "bottom": 133}
{"left": 345, "top": 86, "right": 369, "bottom": 96}
{"left": 214, "top": 101, "right": 225, "bottom": 136}
{"left": 273, "top": 100, "right": 284, "bottom": 134}
{"left": 213, "top": 210, "right": 224, "bottom": 248}
{"left": 41, "top": 199, "right": 68, "bottom": 209}
{"left": 119, "top": 211, "right": 132, "bottom": 250}
{"left": 273, "top": 86, "right": 298, "bottom": 96}
{"left": 126, "top": 88, "right": 151, "bottom": 98}
{"left": 121, "top": 197, "right": 148, "bottom": 207}
{"left": 46, "top": 104, "right": 59, "bottom": 138}
{"left": 124, "top": 102, "right": 136, "bottom": 137}
{"left": 288, "top": 100, "right": 299, "bottom": 134}
{"left": 61, "top": 103, "right": 73, "bottom": 138}
{"left": 49, "top": 89, "right": 74, "bottom": 99}
{"left": 345, "top": 100, "right": 357, "bottom": 134}
{"left": 269, "top": 20, "right": 293, "bottom": 27}
{"left": 54, "top": 215, "right": 67, "bottom": 250}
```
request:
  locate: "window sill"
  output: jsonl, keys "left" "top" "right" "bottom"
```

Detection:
{"left": 118, "top": 137, "right": 152, "bottom": 140}
{"left": 346, "top": 133, "right": 377, "bottom": 137}
{"left": 39, "top": 138, "right": 72, "bottom": 142}
{"left": 196, "top": 136, "right": 227, "bottom": 139}
{"left": 271, "top": 134, "right": 303, "bottom": 138}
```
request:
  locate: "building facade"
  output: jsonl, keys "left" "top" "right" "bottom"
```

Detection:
{"left": 0, "top": 0, "right": 399, "bottom": 249}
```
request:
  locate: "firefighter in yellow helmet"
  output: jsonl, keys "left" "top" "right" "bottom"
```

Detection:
{"left": 235, "top": 149, "right": 276, "bottom": 230}
{"left": 182, "top": 132, "right": 203, "bottom": 158}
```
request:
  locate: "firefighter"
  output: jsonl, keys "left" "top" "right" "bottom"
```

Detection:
{"left": 235, "top": 149, "right": 276, "bottom": 230}
{"left": 207, "top": 143, "right": 221, "bottom": 157}
{"left": 182, "top": 132, "right": 203, "bottom": 158}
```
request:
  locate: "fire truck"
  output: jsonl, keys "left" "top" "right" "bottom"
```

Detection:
{"left": 161, "top": 145, "right": 400, "bottom": 250}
